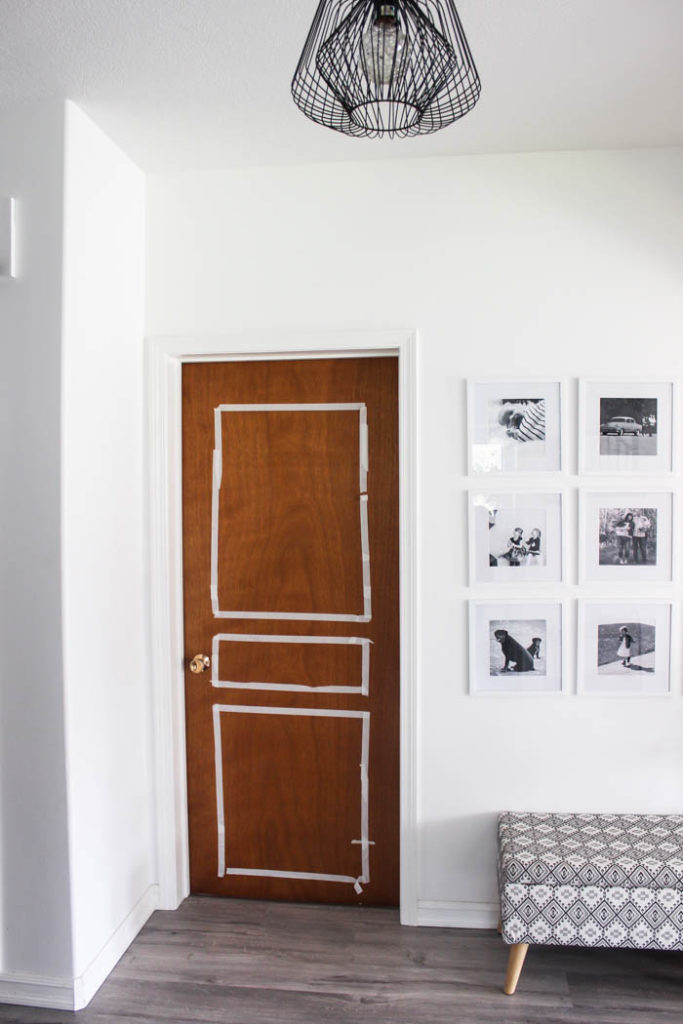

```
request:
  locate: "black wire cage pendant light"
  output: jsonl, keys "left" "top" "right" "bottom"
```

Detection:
{"left": 291, "top": 0, "right": 481, "bottom": 139}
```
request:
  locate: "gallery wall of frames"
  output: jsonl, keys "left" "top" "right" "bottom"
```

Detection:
{"left": 467, "top": 379, "right": 677, "bottom": 697}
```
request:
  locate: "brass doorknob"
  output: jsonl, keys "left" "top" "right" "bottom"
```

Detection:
{"left": 190, "top": 653, "right": 211, "bottom": 674}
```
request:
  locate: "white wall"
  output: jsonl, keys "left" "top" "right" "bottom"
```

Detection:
{"left": 0, "top": 100, "right": 74, "bottom": 986}
{"left": 61, "top": 103, "right": 155, "bottom": 1006}
{"left": 0, "top": 99, "right": 154, "bottom": 1011}
{"left": 147, "top": 147, "right": 683, "bottom": 923}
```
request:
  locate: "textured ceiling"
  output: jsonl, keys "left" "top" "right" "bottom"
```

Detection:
{"left": 0, "top": 0, "right": 682, "bottom": 172}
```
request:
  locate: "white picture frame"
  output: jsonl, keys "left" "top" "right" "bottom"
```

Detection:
{"left": 579, "top": 490, "right": 674, "bottom": 584}
{"left": 467, "top": 380, "right": 563, "bottom": 474}
{"left": 578, "top": 379, "right": 674, "bottom": 474}
{"left": 469, "top": 490, "right": 564, "bottom": 584}
{"left": 577, "top": 601, "right": 673, "bottom": 697}
{"left": 469, "top": 601, "right": 565, "bottom": 695}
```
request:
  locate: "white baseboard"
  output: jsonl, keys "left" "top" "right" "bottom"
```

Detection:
{"left": 0, "top": 891, "right": 493, "bottom": 1009}
{"left": 0, "top": 884, "right": 160, "bottom": 1011}
{"left": 0, "top": 972, "right": 74, "bottom": 1010}
{"left": 73, "top": 883, "right": 160, "bottom": 1010}
{"left": 416, "top": 899, "right": 500, "bottom": 930}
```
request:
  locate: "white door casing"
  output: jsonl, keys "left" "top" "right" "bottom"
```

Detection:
{"left": 145, "top": 330, "right": 418, "bottom": 924}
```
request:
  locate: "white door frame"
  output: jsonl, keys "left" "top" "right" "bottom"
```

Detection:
{"left": 145, "top": 330, "right": 418, "bottom": 924}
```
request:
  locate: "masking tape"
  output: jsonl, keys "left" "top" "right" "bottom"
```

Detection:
{"left": 210, "top": 404, "right": 224, "bottom": 615}
{"left": 212, "top": 445, "right": 223, "bottom": 490}
{"left": 215, "top": 403, "right": 366, "bottom": 413}
{"left": 213, "top": 633, "right": 371, "bottom": 646}
{"left": 211, "top": 633, "right": 372, "bottom": 694}
{"left": 359, "top": 403, "right": 368, "bottom": 493}
{"left": 360, "top": 495, "right": 372, "bottom": 621}
{"left": 361, "top": 640, "right": 370, "bottom": 696}
{"left": 213, "top": 705, "right": 370, "bottom": 888}
{"left": 211, "top": 404, "right": 372, "bottom": 622}
{"left": 360, "top": 755, "right": 370, "bottom": 880}
{"left": 210, "top": 449, "right": 221, "bottom": 615}
{"left": 358, "top": 704, "right": 371, "bottom": 882}
{"left": 212, "top": 705, "right": 226, "bottom": 877}
{"left": 213, "top": 610, "right": 372, "bottom": 622}
{"left": 225, "top": 868, "right": 362, "bottom": 887}
{"left": 214, "top": 705, "right": 369, "bottom": 719}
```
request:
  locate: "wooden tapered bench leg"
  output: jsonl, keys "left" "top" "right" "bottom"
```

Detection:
{"left": 503, "top": 942, "right": 529, "bottom": 996}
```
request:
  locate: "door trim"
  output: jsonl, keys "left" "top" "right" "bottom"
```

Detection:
{"left": 145, "top": 330, "right": 418, "bottom": 924}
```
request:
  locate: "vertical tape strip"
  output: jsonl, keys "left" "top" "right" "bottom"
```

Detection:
{"left": 212, "top": 704, "right": 226, "bottom": 877}
{"left": 361, "top": 640, "right": 370, "bottom": 696}
{"left": 359, "top": 403, "right": 368, "bottom": 494}
{"left": 210, "top": 406, "right": 223, "bottom": 616}
{"left": 360, "top": 494, "right": 372, "bottom": 621}
{"left": 211, "top": 632, "right": 220, "bottom": 687}
{"left": 360, "top": 712, "right": 371, "bottom": 883}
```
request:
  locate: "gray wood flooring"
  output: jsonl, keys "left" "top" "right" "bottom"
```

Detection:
{"left": 1, "top": 896, "right": 682, "bottom": 1023}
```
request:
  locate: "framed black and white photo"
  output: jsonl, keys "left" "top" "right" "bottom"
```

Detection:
{"left": 579, "top": 491, "right": 674, "bottom": 583}
{"left": 579, "top": 380, "right": 674, "bottom": 474}
{"left": 469, "top": 601, "right": 565, "bottom": 695}
{"left": 469, "top": 491, "right": 564, "bottom": 584}
{"left": 578, "top": 601, "right": 673, "bottom": 696}
{"left": 468, "top": 380, "right": 563, "bottom": 474}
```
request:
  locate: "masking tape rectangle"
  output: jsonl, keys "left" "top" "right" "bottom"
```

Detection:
{"left": 210, "top": 404, "right": 371, "bottom": 622}
{"left": 211, "top": 633, "right": 372, "bottom": 693}
{"left": 212, "top": 705, "right": 370, "bottom": 886}
{"left": 214, "top": 705, "right": 369, "bottom": 719}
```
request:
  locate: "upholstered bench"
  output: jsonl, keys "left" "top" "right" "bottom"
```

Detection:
{"left": 497, "top": 811, "right": 683, "bottom": 995}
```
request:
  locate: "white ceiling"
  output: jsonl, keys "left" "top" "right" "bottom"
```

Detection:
{"left": 1, "top": 0, "right": 682, "bottom": 173}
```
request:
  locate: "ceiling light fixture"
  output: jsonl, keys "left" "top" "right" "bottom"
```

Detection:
{"left": 292, "top": 0, "right": 481, "bottom": 139}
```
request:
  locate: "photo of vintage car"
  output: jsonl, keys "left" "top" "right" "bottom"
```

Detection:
{"left": 600, "top": 415, "right": 642, "bottom": 436}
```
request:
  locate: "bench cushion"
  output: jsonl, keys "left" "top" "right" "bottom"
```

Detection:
{"left": 498, "top": 812, "right": 683, "bottom": 950}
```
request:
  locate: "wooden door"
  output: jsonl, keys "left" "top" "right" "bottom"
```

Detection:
{"left": 182, "top": 357, "right": 399, "bottom": 905}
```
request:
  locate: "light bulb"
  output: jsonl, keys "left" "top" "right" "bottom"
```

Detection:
{"left": 362, "top": 4, "right": 407, "bottom": 88}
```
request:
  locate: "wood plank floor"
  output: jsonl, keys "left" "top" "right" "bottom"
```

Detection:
{"left": 1, "top": 897, "right": 682, "bottom": 1022}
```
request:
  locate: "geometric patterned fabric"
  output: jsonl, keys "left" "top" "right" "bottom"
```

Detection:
{"left": 498, "top": 812, "right": 683, "bottom": 951}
